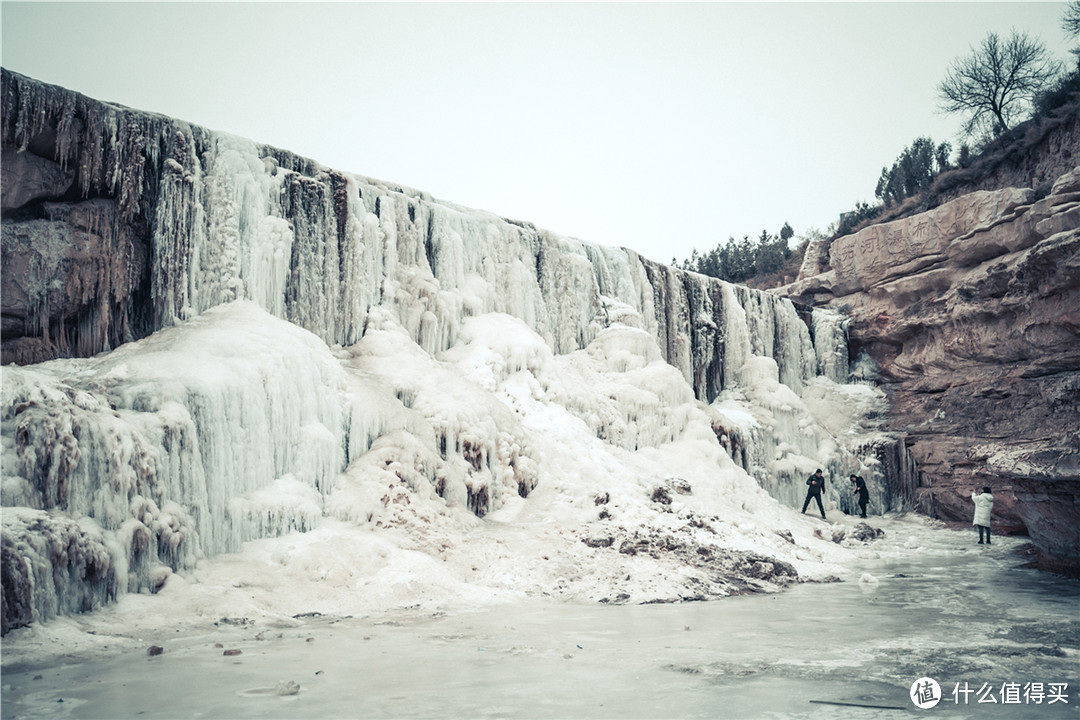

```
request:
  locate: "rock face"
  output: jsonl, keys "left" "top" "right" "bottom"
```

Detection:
{"left": 781, "top": 147, "right": 1080, "bottom": 576}
{"left": 1, "top": 199, "right": 149, "bottom": 364}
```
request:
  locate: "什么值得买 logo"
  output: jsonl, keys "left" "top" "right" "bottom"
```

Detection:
{"left": 910, "top": 677, "right": 942, "bottom": 709}
{"left": 910, "top": 678, "right": 1071, "bottom": 708}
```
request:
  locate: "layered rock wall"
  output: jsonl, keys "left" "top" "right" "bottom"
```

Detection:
{"left": 782, "top": 150, "right": 1080, "bottom": 574}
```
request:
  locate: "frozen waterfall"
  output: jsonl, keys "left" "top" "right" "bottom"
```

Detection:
{"left": 1, "top": 69, "right": 915, "bottom": 633}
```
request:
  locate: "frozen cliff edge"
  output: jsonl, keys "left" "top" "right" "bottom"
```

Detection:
{"left": 778, "top": 152, "right": 1080, "bottom": 577}
{"left": 2, "top": 69, "right": 913, "bottom": 633}
{"left": 1, "top": 68, "right": 838, "bottom": 396}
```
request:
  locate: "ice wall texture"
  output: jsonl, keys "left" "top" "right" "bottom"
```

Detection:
{"left": 1, "top": 69, "right": 834, "bottom": 395}
{"left": 2, "top": 303, "right": 349, "bottom": 631}
{"left": 1, "top": 70, "right": 909, "bottom": 631}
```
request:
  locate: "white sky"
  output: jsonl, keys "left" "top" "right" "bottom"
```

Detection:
{"left": 1, "top": 2, "right": 1073, "bottom": 264}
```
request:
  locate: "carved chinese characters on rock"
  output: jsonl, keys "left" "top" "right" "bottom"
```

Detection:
{"left": 827, "top": 188, "right": 1033, "bottom": 292}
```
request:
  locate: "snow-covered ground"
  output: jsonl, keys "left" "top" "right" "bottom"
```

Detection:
{"left": 3, "top": 299, "right": 891, "bottom": 626}
{"left": 4, "top": 300, "right": 1074, "bottom": 718}
{"left": 2, "top": 514, "right": 1077, "bottom": 719}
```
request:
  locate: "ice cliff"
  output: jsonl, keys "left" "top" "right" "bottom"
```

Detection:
{"left": 1, "top": 69, "right": 913, "bottom": 634}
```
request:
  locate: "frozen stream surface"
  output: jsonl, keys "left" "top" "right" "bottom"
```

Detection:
{"left": 2, "top": 518, "right": 1077, "bottom": 720}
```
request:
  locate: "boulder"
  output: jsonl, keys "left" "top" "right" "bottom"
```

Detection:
{"left": 1, "top": 199, "right": 149, "bottom": 363}
{"left": 1, "top": 147, "right": 75, "bottom": 213}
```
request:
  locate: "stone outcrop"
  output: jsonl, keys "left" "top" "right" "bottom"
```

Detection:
{"left": 1, "top": 199, "right": 149, "bottom": 364}
{"left": 780, "top": 162, "right": 1080, "bottom": 576}
{"left": 0, "top": 68, "right": 831, "bottom": 407}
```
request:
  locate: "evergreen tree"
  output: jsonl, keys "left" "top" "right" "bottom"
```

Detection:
{"left": 875, "top": 137, "right": 951, "bottom": 206}
{"left": 779, "top": 222, "right": 794, "bottom": 244}
{"left": 675, "top": 223, "right": 798, "bottom": 284}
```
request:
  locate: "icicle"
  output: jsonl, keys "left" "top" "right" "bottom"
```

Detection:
{"left": 812, "top": 309, "right": 850, "bottom": 383}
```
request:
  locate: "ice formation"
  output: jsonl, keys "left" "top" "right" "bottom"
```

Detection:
{"left": 1, "top": 70, "right": 916, "bottom": 633}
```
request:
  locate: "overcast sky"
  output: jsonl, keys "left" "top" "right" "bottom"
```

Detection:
{"left": 2, "top": 2, "right": 1073, "bottom": 264}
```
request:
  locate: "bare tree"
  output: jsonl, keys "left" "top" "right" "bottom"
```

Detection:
{"left": 1064, "top": 1, "right": 1080, "bottom": 70}
{"left": 1065, "top": 1, "right": 1080, "bottom": 37}
{"left": 938, "top": 30, "right": 1063, "bottom": 140}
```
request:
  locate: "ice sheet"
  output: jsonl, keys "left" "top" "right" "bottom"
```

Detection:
{"left": 2, "top": 516, "right": 1076, "bottom": 719}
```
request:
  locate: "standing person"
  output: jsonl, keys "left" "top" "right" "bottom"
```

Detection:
{"left": 802, "top": 469, "right": 826, "bottom": 519}
{"left": 852, "top": 475, "right": 869, "bottom": 518}
{"left": 971, "top": 486, "right": 994, "bottom": 544}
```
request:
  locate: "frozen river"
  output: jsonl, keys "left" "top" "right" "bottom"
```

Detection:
{"left": 2, "top": 522, "right": 1077, "bottom": 719}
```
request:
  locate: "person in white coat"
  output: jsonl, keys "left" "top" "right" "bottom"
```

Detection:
{"left": 971, "top": 486, "right": 994, "bottom": 544}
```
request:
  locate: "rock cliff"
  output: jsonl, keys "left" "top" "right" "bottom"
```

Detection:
{"left": 780, "top": 119, "right": 1080, "bottom": 575}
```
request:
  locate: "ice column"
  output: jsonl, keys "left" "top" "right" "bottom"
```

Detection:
{"left": 812, "top": 309, "right": 850, "bottom": 383}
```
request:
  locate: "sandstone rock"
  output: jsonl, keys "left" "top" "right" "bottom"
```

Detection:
{"left": 850, "top": 522, "right": 884, "bottom": 542}
{"left": 798, "top": 237, "right": 831, "bottom": 278}
{"left": 826, "top": 187, "right": 1034, "bottom": 295}
{"left": 782, "top": 154, "right": 1080, "bottom": 576}
{"left": 1051, "top": 165, "right": 1080, "bottom": 195}
{"left": 1035, "top": 204, "right": 1080, "bottom": 238}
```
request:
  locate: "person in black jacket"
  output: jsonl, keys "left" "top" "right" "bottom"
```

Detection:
{"left": 851, "top": 474, "right": 869, "bottom": 518}
{"left": 801, "top": 469, "right": 826, "bottom": 519}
